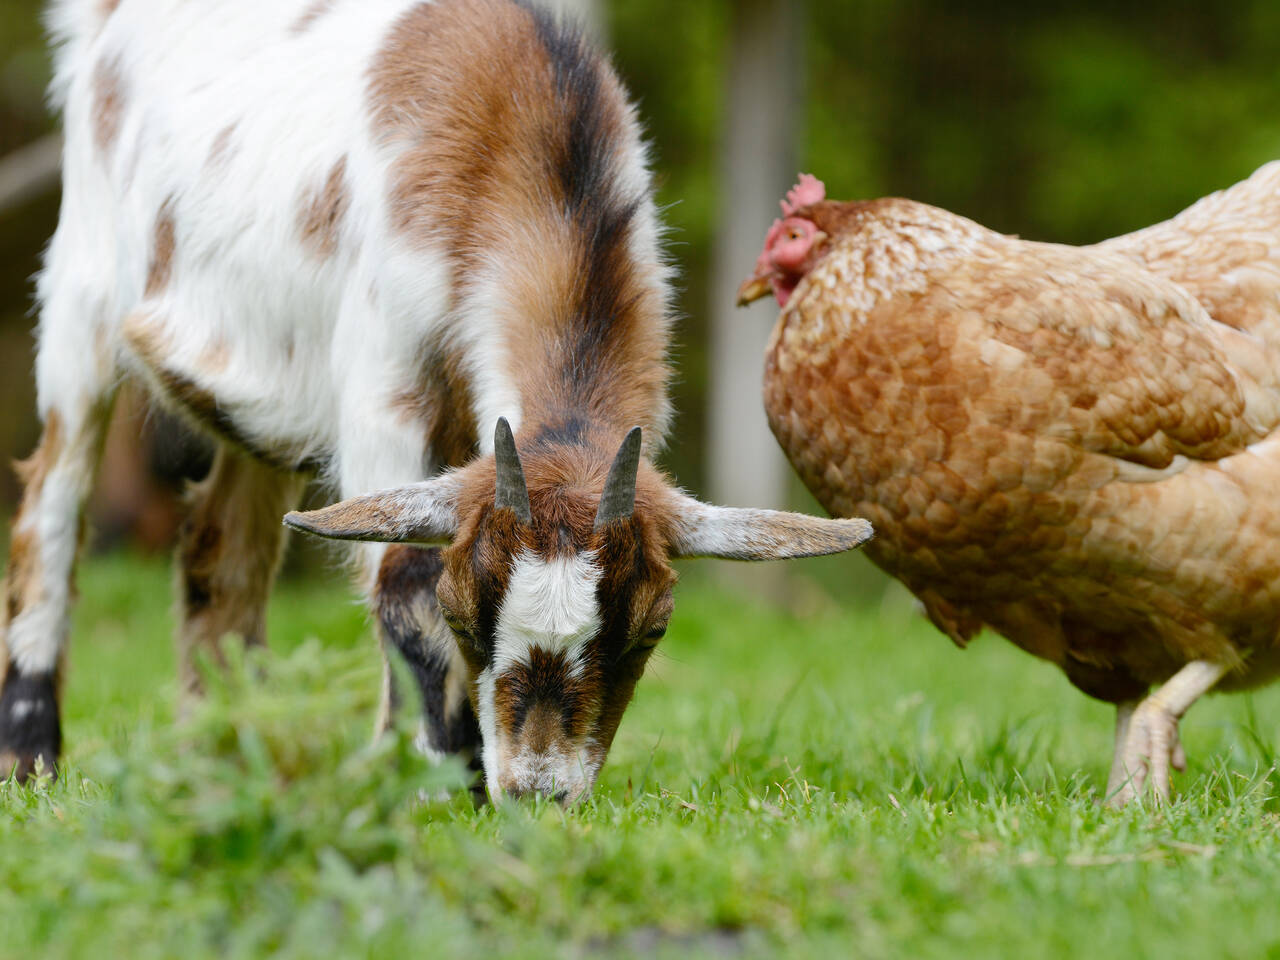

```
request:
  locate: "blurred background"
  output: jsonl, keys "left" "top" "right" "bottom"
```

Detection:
{"left": 3, "top": 0, "right": 1280, "bottom": 597}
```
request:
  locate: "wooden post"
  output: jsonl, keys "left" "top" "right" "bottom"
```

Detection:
{"left": 0, "top": 134, "right": 61, "bottom": 217}
{"left": 706, "top": 0, "right": 802, "bottom": 594}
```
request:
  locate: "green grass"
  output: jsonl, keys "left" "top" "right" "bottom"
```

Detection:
{"left": 4, "top": 550, "right": 1280, "bottom": 959}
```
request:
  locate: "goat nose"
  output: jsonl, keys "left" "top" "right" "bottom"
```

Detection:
{"left": 499, "top": 780, "right": 571, "bottom": 804}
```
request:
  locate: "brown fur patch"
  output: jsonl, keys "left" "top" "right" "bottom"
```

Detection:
{"left": 205, "top": 123, "right": 238, "bottom": 171}
{"left": 176, "top": 448, "right": 303, "bottom": 693}
{"left": 134, "top": 344, "right": 217, "bottom": 429}
{"left": 515, "top": 699, "right": 564, "bottom": 755}
{"left": 588, "top": 642, "right": 650, "bottom": 761}
{"left": 145, "top": 201, "right": 176, "bottom": 297}
{"left": 376, "top": 545, "right": 445, "bottom": 606}
{"left": 4, "top": 525, "right": 37, "bottom": 629}
{"left": 297, "top": 156, "right": 350, "bottom": 260}
{"left": 5, "top": 413, "right": 64, "bottom": 631}
{"left": 91, "top": 55, "right": 126, "bottom": 158}
{"left": 291, "top": 0, "right": 334, "bottom": 34}
{"left": 199, "top": 338, "right": 232, "bottom": 374}
{"left": 493, "top": 650, "right": 586, "bottom": 735}
{"left": 12, "top": 413, "right": 64, "bottom": 491}
{"left": 368, "top": 0, "right": 554, "bottom": 254}
{"left": 392, "top": 340, "right": 479, "bottom": 469}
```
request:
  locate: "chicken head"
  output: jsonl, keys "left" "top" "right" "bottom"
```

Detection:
{"left": 737, "top": 174, "right": 829, "bottom": 307}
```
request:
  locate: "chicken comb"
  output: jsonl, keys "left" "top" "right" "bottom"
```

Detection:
{"left": 781, "top": 174, "right": 825, "bottom": 215}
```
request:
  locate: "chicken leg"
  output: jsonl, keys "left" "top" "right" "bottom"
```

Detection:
{"left": 1106, "top": 660, "right": 1228, "bottom": 807}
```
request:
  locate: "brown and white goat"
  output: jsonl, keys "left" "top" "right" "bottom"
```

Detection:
{"left": 2, "top": 0, "right": 871, "bottom": 800}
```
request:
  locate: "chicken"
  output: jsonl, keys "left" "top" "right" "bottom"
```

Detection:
{"left": 737, "top": 164, "right": 1280, "bottom": 806}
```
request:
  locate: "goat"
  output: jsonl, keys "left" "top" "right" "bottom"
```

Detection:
{"left": 1, "top": 0, "right": 872, "bottom": 800}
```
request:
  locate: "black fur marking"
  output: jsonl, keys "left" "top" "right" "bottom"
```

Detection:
{"left": 403, "top": 650, "right": 482, "bottom": 755}
{"left": 528, "top": 5, "right": 612, "bottom": 218}
{"left": 468, "top": 524, "right": 505, "bottom": 657}
{"left": 376, "top": 547, "right": 482, "bottom": 757}
{"left": 530, "top": 416, "right": 589, "bottom": 448}
{"left": 504, "top": 651, "right": 579, "bottom": 734}
{"left": 178, "top": 521, "right": 219, "bottom": 614}
{"left": 0, "top": 669, "right": 61, "bottom": 781}
{"left": 184, "top": 574, "right": 213, "bottom": 613}
{"left": 526, "top": 4, "right": 645, "bottom": 408}
{"left": 566, "top": 197, "right": 643, "bottom": 396}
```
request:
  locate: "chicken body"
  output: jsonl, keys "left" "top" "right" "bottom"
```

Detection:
{"left": 750, "top": 162, "right": 1280, "bottom": 804}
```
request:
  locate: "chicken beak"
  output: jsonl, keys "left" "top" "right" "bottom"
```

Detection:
{"left": 736, "top": 274, "right": 773, "bottom": 307}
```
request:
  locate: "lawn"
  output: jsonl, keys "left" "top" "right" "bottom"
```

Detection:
{"left": 3, "top": 547, "right": 1280, "bottom": 959}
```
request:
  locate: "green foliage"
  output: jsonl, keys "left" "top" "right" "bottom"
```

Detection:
{"left": 3, "top": 552, "right": 1280, "bottom": 957}
{"left": 0, "top": 0, "right": 49, "bottom": 152}
{"left": 5, "top": 0, "right": 1280, "bottom": 502}
{"left": 0, "top": 635, "right": 471, "bottom": 958}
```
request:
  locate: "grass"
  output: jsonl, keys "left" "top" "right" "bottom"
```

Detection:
{"left": 3, "top": 549, "right": 1280, "bottom": 959}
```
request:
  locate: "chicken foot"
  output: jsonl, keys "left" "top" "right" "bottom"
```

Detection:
{"left": 1105, "top": 701, "right": 1186, "bottom": 801}
{"left": 1105, "top": 660, "right": 1228, "bottom": 807}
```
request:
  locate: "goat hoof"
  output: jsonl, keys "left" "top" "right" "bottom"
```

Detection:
{"left": 0, "top": 672, "right": 62, "bottom": 783}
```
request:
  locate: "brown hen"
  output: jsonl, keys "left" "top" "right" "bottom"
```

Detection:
{"left": 738, "top": 165, "right": 1280, "bottom": 806}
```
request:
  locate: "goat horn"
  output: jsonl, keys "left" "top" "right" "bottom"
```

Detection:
{"left": 594, "top": 426, "right": 642, "bottom": 531}
{"left": 493, "top": 417, "right": 532, "bottom": 525}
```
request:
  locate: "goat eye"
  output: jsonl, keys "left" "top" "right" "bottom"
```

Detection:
{"left": 639, "top": 624, "right": 667, "bottom": 647}
{"left": 441, "top": 612, "right": 473, "bottom": 641}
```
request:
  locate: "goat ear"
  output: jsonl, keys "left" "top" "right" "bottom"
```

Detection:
{"left": 668, "top": 494, "right": 872, "bottom": 561}
{"left": 283, "top": 474, "right": 463, "bottom": 545}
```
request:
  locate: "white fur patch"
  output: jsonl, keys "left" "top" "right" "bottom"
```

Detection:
{"left": 8, "top": 700, "right": 44, "bottom": 722}
{"left": 504, "top": 738, "right": 599, "bottom": 800}
{"left": 492, "top": 549, "right": 603, "bottom": 675}
{"left": 412, "top": 719, "right": 447, "bottom": 766}
{"left": 475, "top": 666, "right": 500, "bottom": 800}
